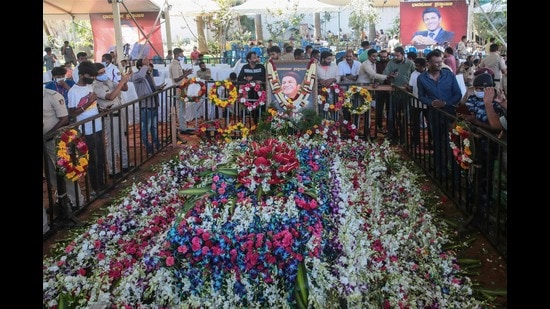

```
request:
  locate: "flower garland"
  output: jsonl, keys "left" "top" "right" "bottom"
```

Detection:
{"left": 55, "top": 128, "right": 89, "bottom": 181}
{"left": 238, "top": 82, "right": 267, "bottom": 111}
{"left": 208, "top": 80, "right": 238, "bottom": 108}
{"left": 267, "top": 58, "right": 317, "bottom": 111}
{"left": 179, "top": 77, "right": 206, "bottom": 103}
{"left": 343, "top": 85, "right": 373, "bottom": 115}
{"left": 449, "top": 121, "right": 475, "bottom": 170}
{"left": 221, "top": 121, "right": 252, "bottom": 141}
{"left": 318, "top": 83, "right": 345, "bottom": 112}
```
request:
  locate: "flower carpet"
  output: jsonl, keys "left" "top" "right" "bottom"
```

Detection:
{"left": 43, "top": 121, "right": 494, "bottom": 308}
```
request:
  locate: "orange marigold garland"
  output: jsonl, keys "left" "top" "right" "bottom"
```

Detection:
{"left": 56, "top": 128, "right": 89, "bottom": 181}
{"left": 449, "top": 121, "right": 475, "bottom": 170}
{"left": 318, "top": 82, "right": 345, "bottom": 112}
{"left": 267, "top": 58, "right": 316, "bottom": 111}
{"left": 179, "top": 77, "right": 206, "bottom": 103}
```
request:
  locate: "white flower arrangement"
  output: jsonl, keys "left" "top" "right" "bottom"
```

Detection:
{"left": 43, "top": 134, "right": 491, "bottom": 308}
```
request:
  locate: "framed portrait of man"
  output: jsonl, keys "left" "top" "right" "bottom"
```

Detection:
{"left": 266, "top": 60, "right": 318, "bottom": 113}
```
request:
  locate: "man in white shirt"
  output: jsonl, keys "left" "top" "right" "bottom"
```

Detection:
{"left": 71, "top": 52, "right": 88, "bottom": 84}
{"left": 337, "top": 49, "right": 361, "bottom": 82}
{"left": 357, "top": 49, "right": 391, "bottom": 84}
{"left": 168, "top": 47, "right": 194, "bottom": 135}
{"left": 316, "top": 51, "right": 340, "bottom": 87}
{"left": 102, "top": 53, "right": 121, "bottom": 82}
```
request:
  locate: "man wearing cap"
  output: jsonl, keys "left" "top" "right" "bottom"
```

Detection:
{"left": 458, "top": 73, "right": 505, "bottom": 134}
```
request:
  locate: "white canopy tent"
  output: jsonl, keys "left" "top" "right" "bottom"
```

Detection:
{"left": 230, "top": 0, "right": 341, "bottom": 42}
{"left": 44, "top": 0, "right": 170, "bottom": 63}
{"left": 231, "top": 0, "right": 341, "bottom": 15}
{"left": 150, "top": 0, "right": 221, "bottom": 16}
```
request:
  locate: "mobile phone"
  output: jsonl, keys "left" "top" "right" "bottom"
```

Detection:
{"left": 125, "top": 66, "right": 132, "bottom": 74}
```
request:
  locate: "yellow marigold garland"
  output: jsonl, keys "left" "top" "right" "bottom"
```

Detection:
{"left": 179, "top": 77, "right": 206, "bottom": 103}
{"left": 343, "top": 85, "right": 373, "bottom": 115}
{"left": 208, "top": 80, "right": 238, "bottom": 108}
{"left": 55, "top": 128, "right": 89, "bottom": 181}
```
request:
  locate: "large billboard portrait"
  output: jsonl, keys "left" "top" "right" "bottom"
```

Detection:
{"left": 400, "top": 1, "right": 468, "bottom": 49}
{"left": 90, "top": 12, "right": 163, "bottom": 63}
{"left": 266, "top": 60, "right": 317, "bottom": 113}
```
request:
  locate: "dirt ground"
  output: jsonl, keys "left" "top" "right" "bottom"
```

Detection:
{"left": 43, "top": 129, "right": 507, "bottom": 307}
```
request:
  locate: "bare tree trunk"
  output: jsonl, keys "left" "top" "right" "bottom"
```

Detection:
{"left": 314, "top": 13, "right": 321, "bottom": 41}
{"left": 196, "top": 15, "right": 208, "bottom": 54}
{"left": 254, "top": 14, "right": 264, "bottom": 43}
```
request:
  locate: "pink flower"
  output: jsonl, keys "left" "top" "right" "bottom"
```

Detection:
{"left": 166, "top": 256, "right": 175, "bottom": 266}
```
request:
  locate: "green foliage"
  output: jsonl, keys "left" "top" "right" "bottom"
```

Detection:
{"left": 387, "top": 16, "right": 400, "bottom": 40}
{"left": 265, "top": 4, "right": 305, "bottom": 42}
{"left": 473, "top": 0, "right": 507, "bottom": 44}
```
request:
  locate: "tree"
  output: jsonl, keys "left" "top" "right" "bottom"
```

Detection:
{"left": 473, "top": 0, "right": 507, "bottom": 47}
{"left": 265, "top": 4, "right": 305, "bottom": 42}
{"left": 346, "top": 0, "right": 379, "bottom": 47}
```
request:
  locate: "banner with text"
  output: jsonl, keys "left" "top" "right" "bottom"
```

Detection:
{"left": 400, "top": 1, "right": 468, "bottom": 50}
{"left": 90, "top": 12, "right": 163, "bottom": 63}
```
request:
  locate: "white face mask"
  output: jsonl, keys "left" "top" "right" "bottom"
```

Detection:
{"left": 177, "top": 56, "right": 185, "bottom": 61}
{"left": 96, "top": 74, "right": 108, "bottom": 82}
{"left": 55, "top": 77, "right": 65, "bottom": 83}
{"left": 474, "top": 90, "right": 485, "bottom": 99}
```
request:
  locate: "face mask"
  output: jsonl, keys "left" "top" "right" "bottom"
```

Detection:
{"left": 102, "top": 62, "right": 109, "bottom": 67}
{"left": 474, "top": 90, "right": 484, "bottom": 99}
{"left": 96, "top": 74, "right": 108, "bottom": 82}
{"left": 55, "top": 77, "right": 65, "bottom": 83}
{"left": 83, "top": 77, "right": 94, "bottom": 84}
{"left": 177, "top": 56, "right": 184, "bottom": 61}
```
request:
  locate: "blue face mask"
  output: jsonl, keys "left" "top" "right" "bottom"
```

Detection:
{"left": 102, "top": 62, "right": 109, "bottom": 67}
{"left": 474, "top": 90, "right": 484, "bottom": 99}
{"left": 96, "top": 74, "right": 108, "bottom": 82}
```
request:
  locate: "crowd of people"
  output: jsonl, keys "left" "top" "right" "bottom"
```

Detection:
{"left": 44, "top": 34, "right": 507, "bottom": 234}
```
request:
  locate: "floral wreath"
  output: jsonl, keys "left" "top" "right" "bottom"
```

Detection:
{"left": 267, "top": 58, "right": 316, "bottom": 111}
{"left": 318, "top": 82, "right": 345, "bottom": 112}
{"left": 449, "top": 121, "right": 475, "bottom": 170}
{"left": 342, "top": 85, "right": 373, "bottom": 115}
{"left": 238, "top": 82, "right": 267, "bottom": 111}
{"left": 179, "top": 77, "right": 206, "bottom": 103}
{"left": 208, "top": 80, "right": 238, "bottom": 108}
{"left": 55, "top": 128, "right": 89, "bottom": 182}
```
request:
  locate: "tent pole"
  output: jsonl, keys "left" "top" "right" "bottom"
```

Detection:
{"left": 111, "top": 0, "right": 125, "bottom": 67}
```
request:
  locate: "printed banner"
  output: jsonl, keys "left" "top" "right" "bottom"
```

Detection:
{"left": 90, "top": 12, "right": 163, "bottom": 63}
{"left": 400, "top": 1, "right": 468, "bottom": 50}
